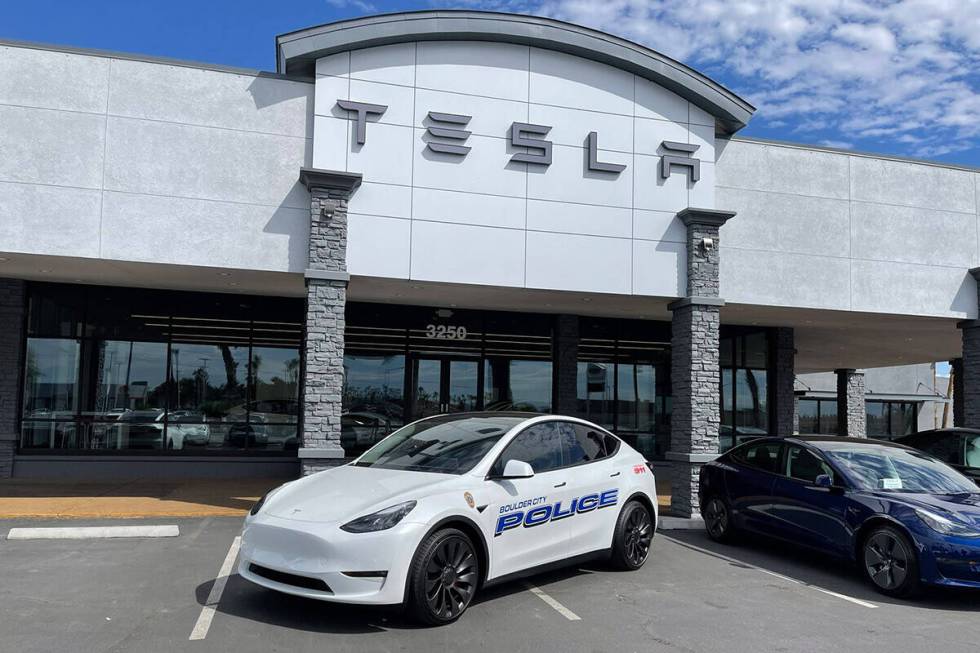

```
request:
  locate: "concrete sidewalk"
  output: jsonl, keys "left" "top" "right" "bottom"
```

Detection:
{"left": 0, "top": 478, "right": 282, "bottom": 520}
{"left": 0, "top": 476, "right": 671, "bottom": 520}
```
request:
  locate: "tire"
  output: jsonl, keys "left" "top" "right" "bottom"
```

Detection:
{"left": 407, "top": 528, "right": 480, "bottom": 626}
{"left": 703, "top": 495, "right": 737, "bottom": 543}
{"left": 861, "top": 524, "right": 921, "bottom": 598}
{"left": 610, "top": 500, "right": 655, "bottom": 570}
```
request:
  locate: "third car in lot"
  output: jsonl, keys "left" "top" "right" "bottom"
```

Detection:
{"left": 700, "top": 436, "right": 980, "bottom": 597}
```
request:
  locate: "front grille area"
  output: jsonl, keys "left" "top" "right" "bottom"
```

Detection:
{"left": 248, "top": 563, "right": 332, "bottom": 592}
{"left": 936, "top": 557, "right": 980, "bottom": 583}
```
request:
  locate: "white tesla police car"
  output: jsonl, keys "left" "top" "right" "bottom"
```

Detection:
{"left": 239, "top": 412, "right": 658, "bottom": 625}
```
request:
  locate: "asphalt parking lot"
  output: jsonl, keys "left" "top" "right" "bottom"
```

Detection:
{"left": 2, "top": 517, "right": 979, "bottom": 653}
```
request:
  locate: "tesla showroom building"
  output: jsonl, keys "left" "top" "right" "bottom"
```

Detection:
{"left": 3, "top": 10, "right": 980, "bottom": 517}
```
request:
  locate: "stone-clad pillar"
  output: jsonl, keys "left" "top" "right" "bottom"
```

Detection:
{"left": 553, "top": 314, "right": 579, "bottom": 415}
{"left": 836, "top": 369, "right": 867, "bottom": 437}
{"left": 0, "top": 279, "right": 25, "bottom": 479}
{"left": 298, "top": 168, "right": 361, "bottom": 475}
{"left": 666, "top": 207, "right": 735, "bottom": 518}
{"left": 951, "top": 357, "right": 964, "bottom": 427}
{"left": 773, "top": 327, "right": 797, "bottom": 435}
{"left": 958, "top": 268, "right": 980, "bottom": 430}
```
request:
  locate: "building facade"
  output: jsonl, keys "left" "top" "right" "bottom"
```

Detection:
{"left": 2, "top": 11, "right": 979, "bottom": 517}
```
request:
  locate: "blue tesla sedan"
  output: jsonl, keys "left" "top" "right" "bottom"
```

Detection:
{"left": 698, "top": 436, "right": 980, "bottom": 597}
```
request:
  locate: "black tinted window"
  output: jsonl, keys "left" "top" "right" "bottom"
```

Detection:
{"left": 785, "top": 445, "right": 833, "bottom": 484}
{"left": 557, "top": 422, "right": 618, "bottom": 465}
{"left": 734, "top": 441, "right": 782, "bottom": 473}
{"left": 915, "top": 433, "right": 963, "bottom": 465}
{"left": 496, "top": 422, "right": 563, "bottom": 474}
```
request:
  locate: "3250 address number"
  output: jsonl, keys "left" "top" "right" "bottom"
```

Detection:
{"left": 424, "top": 324, "right": 467, "bottom": 340}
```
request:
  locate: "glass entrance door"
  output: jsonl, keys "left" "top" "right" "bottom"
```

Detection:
{"left": 411, "top": 357, "right": 479, "bottom": 418}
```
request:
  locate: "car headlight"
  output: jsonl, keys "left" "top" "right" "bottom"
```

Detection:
{"left": 915, "top": 508, "right": 980, "bottom": 537}
{"left": 341, "top": 501, "right": 417, "bottom": 533}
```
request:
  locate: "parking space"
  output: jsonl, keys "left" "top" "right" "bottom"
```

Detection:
{"left": 2, "top": 517, "right": 979, "bottom": 653}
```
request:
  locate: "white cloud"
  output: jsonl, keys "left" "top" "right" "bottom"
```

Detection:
{"left": 466, "top": 0, "right": 980, "bottom": 160}
{"left": 326, "top": 0, "right": 376, "bottom": 12}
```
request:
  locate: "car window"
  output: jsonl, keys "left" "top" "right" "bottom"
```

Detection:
{"left": 556, "top": 422, "right": 619, "bottom": 465}
{"left": 733, "top": 441, "right": 783, "bottom": 473}
{"left": 965, "top": 435, "right": 980, "bottom": 468}
{"left": 495, "top": 422, "right": 563, "bottom": 474}
{"left": 920, "top": 433, "right": 965, "bottom": 465}
{"left": 785, "top": 445, "right": 834, "bottom": 484}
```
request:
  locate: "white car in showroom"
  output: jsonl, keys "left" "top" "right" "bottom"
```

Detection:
{"left": 239, "top": 412, "right": 658, "bottom": 625}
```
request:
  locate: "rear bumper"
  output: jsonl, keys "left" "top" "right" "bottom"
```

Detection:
{"left": 239, "top": 514, "right": 427, "bottom": 605}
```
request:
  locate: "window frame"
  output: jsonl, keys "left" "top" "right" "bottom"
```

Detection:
{"left": 783, "top": 443, "right": 836, "bottom": 486}
{"left": 488, "top": 419, "right": 623, "bottom": 478}
{"left": 728, "top": 439, "right": 786, "bottom": 476}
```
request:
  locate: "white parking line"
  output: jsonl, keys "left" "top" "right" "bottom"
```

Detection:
{"left": 189, "top": 535, "right": 241, "bottom": 641}
{"left": 662, "top": 535, "right": 879, "bottom": 609}
{"left": 526, "top": 582, "right": 581, "bottom": 620}
{"left": 7, "top": 525, "right": 179, "bottom": 540}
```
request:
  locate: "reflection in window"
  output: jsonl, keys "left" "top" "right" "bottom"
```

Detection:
{"left": 720, "top": 329, "right": 772, "bottom": 451}
{"left": 577, "top": 362, "right": 614, "bottom": 430}
{"left": 20, "top": 283, "right": 303, "bottom": 454}
{"left": 866, "top": 400, "right": 918, "bottom": 440}
{"left": 484, "top": 359, "right": 552, "bottom": 412}
{"left": 797, "top": 398, "right": 838, "bottom": 435}
{"left": 23, "top": 338, "right": 79, "bottom": 418}
{"left": 342, "top": 354, "right": 406, "bottom": 456}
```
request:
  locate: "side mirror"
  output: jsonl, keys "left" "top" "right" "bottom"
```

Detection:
{"left": 500, "top": 459, "right": 535, "bottom": 479}
{"left": 814, "top": 474, "right": 833, "bottom": 488}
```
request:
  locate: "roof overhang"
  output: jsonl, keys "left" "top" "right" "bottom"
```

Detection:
{"left": 276, "top": 10, "right": 755, "bottom": 134}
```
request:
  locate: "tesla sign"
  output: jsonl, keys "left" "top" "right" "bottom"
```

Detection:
{"left": 335, "top": 99, "right": 701, "bottom": 182}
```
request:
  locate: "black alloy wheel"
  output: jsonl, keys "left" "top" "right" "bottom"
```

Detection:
{"left": 611, "top": 501, "right": 654, "bottom": 570}
{"left": 409, "top": 528, "right": 479, "bottom": 625}
{"left": 862, "top": 525, "right": 920, "bottom": 597}
{"left": 703, "top": 496, "right": 735, "bottom": 543}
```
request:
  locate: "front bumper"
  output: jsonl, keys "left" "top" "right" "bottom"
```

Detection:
{"left": 916, "top": 531, "right": 980, "bottom": 589}
{"left": 239, "top": 513, "right": 428, "bottom": 605}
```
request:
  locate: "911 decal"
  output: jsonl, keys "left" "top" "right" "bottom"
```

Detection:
{"left": 494, "top": 489, "right": 618, "bottom": 537}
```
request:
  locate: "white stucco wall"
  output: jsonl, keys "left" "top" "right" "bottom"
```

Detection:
{"left": 311, "top": 41, "right": 715, "bottom": 298}
{"left": 716, "top": 139, "right": 979, "bottom": 319}
{"left": 2, "top": 40, "right": 979, "bottom": 323}
{"left": 0, "top": 44, "right": 314, "bottom": 274}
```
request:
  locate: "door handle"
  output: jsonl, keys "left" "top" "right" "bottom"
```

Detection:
{"left": 610, "top": 471, "right": 621, "bottom": 477}
{"left": 553, "top": 481, "right": 566, "bottom": 488}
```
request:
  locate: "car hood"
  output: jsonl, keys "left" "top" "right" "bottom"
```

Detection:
{"left": 262, "top": 464, "right": 457, "bottom": 523}
{"left": 871, "top": 491, "right": 980, "bottom": 526}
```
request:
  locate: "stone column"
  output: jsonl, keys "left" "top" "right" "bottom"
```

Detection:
{"left": 0, "top": 279, "right": 25, "bottom": 479}
{"left": 666, "top": 207, "right": 735, "bottom": 518}
{"left": 297, "top": 168, "right": 361, "bottom": 475}
{"left": 951, "top": 357, "right": 963, "bottom": 427}
{"left": 836, "top": 368, "right": 867, "bottom": 437}
{"left": 553, "top": 314, "right": 579, "bottom": 415}
{"left": 773, "top": 327, "right": 797, "bottom": 436}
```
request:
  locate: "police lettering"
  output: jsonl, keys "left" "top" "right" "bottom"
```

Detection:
{"left": 494, "top": 489, "right": 619, "bottom": 537}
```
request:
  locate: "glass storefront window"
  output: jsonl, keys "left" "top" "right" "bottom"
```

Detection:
{"left": 19, "top": 283, "right": 303, "bottom": 454}
{"left": 797, "top": 398, "right": 838, "bottom": 435}
{"left": 720, "top": 329, "right": 773, "bottom": 450}
{"left": 577, "top": 362, "right": 615, "bottom": 430}
{"left": 23, "top": 338, "right": 79, "bottom": 418}
{"left": 867, "top": 400, "right": 918, "bottom": 440}
{"left": 484, "top": 359, "right": 552, "bottom": 412}
{"left": 343, "top": 354, "right": 406, "bottom": 456}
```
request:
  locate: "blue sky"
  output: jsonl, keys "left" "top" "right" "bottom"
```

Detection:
{"left": 3, "top": 0, "right": 979, "bottom": 167}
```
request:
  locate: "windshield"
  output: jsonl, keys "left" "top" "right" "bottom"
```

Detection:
{"left": 822, "top": 442, "right": 978, "bottom": 494}
{"left": 352, "top": 415, "right": 526, "bottom": 474}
